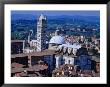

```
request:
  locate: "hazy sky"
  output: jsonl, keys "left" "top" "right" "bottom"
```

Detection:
{"left": 11, "top": 10, "right": 100, "bottom": 16}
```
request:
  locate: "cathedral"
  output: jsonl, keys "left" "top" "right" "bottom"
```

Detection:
{"left": 24, "top": 14, "right": 94, "bottom": 71}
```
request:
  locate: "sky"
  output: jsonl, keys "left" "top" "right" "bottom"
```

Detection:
{"left": 11, "top": 10, "right": 100, "bottom": 17}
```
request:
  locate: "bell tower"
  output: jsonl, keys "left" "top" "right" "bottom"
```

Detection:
{"left": 37, "top": 14, "right": 46, "bottom": 51}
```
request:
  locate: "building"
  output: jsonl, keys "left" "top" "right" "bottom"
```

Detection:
{"left": 74, "top": 55, "right": 92, "bottom": 70}
{"left": 48, "top": 31, "right": 82, "bottom": 68}
{"left": 11, "top": 40, "right": 25, "bottom": 54}
{"left": 11, "top": 49, "right": 57, "bottom": 76}
{"left": 48, "top": 30, "right": 99, "bottom": 71}
{"left": 30, "top": 40, "right": 37, "bottom": 48}
{"left": 37, "top": 14, "right": 47, "bottom": 52}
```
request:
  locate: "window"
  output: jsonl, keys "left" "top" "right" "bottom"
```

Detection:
{"left": 68, "top": 60, "right": 70, "bottom": 64}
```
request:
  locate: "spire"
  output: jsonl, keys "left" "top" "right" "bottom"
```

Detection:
{"left": 39, "top": 14, "right": 46, "bottom": 20}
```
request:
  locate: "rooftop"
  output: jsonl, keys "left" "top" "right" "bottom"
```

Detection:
{"left": 11, "top": 49, "right": 57, "bottom": 58}
{"left": 11, "top": 40, "right": 25, "bottom": 43}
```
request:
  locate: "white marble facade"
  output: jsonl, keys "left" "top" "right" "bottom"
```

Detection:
{"left": 63, "top": 55, "right": 74, "bottom": 65}
{"left": 55, "top": 55, "right": 75, "bottom": 68}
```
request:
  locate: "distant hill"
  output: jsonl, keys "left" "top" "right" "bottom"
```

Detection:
{"left": 11, "top": 13, "right": 99, "bottom": 23}
{"left": 11, "top": 14, "right": 37, "bottom": 20}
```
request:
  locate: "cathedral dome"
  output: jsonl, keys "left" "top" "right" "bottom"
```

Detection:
{"left": 49, "top": 35, "right": 65, "bottom": 44}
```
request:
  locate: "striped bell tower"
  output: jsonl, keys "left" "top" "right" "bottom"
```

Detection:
{"left": 37, "top": 14, "right": 46, "bottom": 51}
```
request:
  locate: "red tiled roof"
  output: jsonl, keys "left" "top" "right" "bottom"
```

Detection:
{"left": 11, "top": 62, "right": 25, "bottom": 68}
{"left": 11, "top": 67, "right": 25, "bottom": 73}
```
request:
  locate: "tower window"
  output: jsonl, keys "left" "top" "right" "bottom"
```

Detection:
{"left": 68, "top": 60, "right": 70, "bottom": 64}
